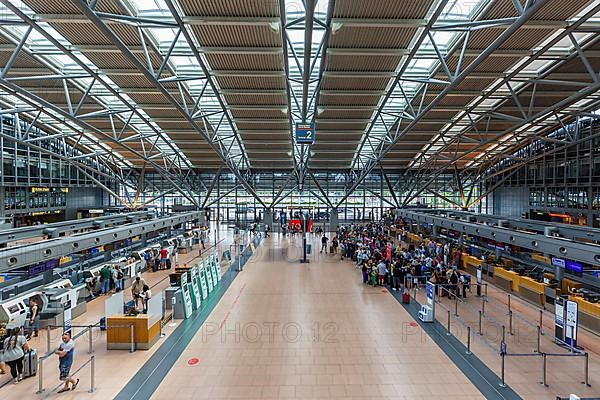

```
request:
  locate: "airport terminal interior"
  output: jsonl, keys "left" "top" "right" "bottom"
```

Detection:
{"left": 2, "top": 0, "right": 600, "bottom": 399}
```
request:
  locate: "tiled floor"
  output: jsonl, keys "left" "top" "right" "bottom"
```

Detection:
{"left": 412, "top": 277, "right": 600, "bottom": 399}
{"left": 0, "top": 223, "right": 234, "bottom": 399}
{"left": 152, "top": 233, "right": 484, "bottom": 400}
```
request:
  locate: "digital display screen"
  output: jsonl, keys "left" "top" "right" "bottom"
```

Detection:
{"left": 565, "top": 260, "right": 583, "bottom": 273}
{"left": 552, "top": 257, "right": 565, "bottom": 268}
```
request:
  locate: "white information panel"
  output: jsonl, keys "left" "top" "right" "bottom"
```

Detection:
{"left": 180, "top": 273, "right": 193, "bottom": 319}
{"left": 210, "top": 257, "right": 218, "bottom": 285}
{"left": 189, "top": 266, "right": 202, "bottom": 310}
{"left": 205, "top": 260, "right": 214, "bottom": 293}
{"left": 198, "top": 265, "right": 208, "bottom": 300}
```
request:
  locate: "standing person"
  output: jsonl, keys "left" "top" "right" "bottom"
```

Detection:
{"left": 377, "top": 260, "right": 388, "bottom": 286}
{"left": 2, "top": 327, "right": 29, "bottom": 384}
{"left": 55, "top": 332, "right": 79, "bottom": 393}
{"left": 449, "top": 268, "right": 459, "bottom": 299}
{"left": 200, "top": 231, "right": 206, "bottom": 250}
{"left": 113, "top": 266, "right": 123, "bottom": 293}
{"left": 361, "top": 262, "right": 368, "bottom": 284}
{"left": 140, "top": 285, "right": 152, "bottom": 313}
{"left": 264, "top": 224, "right": 270, "bottom": 238}
{"left": 26, "top": 299, "right": 40, "bottom": 339}
{"left": 100, "top": 265, "right": 111, "bottom": 295}
{"left": 131, "top": 275, "right": 147, "bottom": 309}
{"left": 320, "top": 234, "right": 328, "bottom": 253}
{"left": 159, "top": 247, "right": 168, "bottom": 270}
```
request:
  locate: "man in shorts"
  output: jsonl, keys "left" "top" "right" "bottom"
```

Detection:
{"left": 55, "top": 332, "right": 78, "bottom": 393}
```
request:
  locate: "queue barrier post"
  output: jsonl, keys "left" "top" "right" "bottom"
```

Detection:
{"left": 37, "top": 357, "right": 44, "bottom": 394}
{"left": 482, "top": 295, "right": 486, "bottom": 316}
{"left": 130, "top": 324, "right": 135, "bottom": 353}
{"left": 88, "top": 325, "right": 94, "bottom": 354}
{"left": 539, "top": 310, "right": 544, "bottom": 335}
{"left": 89, "top": 355, "right": 96, "bottom": 393}
{"left": 46, "top": 326, "right": 51, "bottom": 353}
{"left": 454, "top": 294, "right": 459, "bottom": 317}
{"left": 466, "top": 326, "right": 471, "bottom": 355}
{"left": 484, "top": 283, "right": 488, "bottom": 302}
{"left": 509, "top": 311, "right": 513, "bottom": 336}
{"left": 446, "top": 310, "right": 451, "bottom": 336}
{"left": 540, "top": 353, "right": 548, "bottom": 387}
{"left": 536, "top": 325, "right": 541, "bottom": 353}
{"left": 500, "top": 352, "right": 507, "bottom": 388}
{"left": 478, "top": 310, "right": 483, "bottom": 336}
{"left": 583, "top": 352, "right": 590, "bottom": 387}
{"left": 507, "top": 294, "right": 511, "bottom": 314}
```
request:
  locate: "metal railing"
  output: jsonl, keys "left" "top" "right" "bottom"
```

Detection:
{"left": 35, "top": 322, "right": 137, "bottom": 394}
{"left": 407, "top": 279, "right": 593, "bottom": 391}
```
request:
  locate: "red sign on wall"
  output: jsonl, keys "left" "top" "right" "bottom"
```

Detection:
{"left": 289, "top": 219, "right": 313, "bottom": 232}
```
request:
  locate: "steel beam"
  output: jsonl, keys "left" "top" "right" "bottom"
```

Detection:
{"left": 340, "top": 0, "right": 550, "bottom": 207}
{"left": 71, "top": 0, "right": 265, "bottom": 207}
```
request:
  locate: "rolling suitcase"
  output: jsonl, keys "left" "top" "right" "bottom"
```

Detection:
{"left": 329, "top": 246, "right": 333, "bottom": 254}
{"left": 23, "top": 349, "right": 37, "bottom": 378}
{"left": 402, "top": 291, "right": 410, "bottom": 304}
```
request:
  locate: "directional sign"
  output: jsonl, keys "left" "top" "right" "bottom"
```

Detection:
{"left": 296, "top": 123, "right": 315, "bottom": 144}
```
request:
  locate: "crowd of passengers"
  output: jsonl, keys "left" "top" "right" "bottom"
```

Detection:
{"left": 332, "top": 221, "right": 472, "bottom": 298}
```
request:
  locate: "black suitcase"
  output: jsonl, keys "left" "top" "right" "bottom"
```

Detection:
{"left": 99, "top": 317, "right": 107, "bottom": 331}
{"left": 329, "top": 246, "right": 333, "bottom": 254}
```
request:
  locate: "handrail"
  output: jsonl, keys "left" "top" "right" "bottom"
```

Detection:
{"left": 38, "top": 353, "right": 95, "bottom": 396}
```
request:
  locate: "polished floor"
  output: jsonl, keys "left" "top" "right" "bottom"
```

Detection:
{"left": 152, "top": 234, "right": 483, "bottom": 400}
{"left": 0, "top": 224, "right": 233, "bottom": 399}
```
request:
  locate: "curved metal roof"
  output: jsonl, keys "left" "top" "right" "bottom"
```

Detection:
{"left": 0, "top": 0, "right": 599, "bottom": 201}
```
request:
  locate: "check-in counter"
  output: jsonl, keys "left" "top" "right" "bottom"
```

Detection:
{"left": 567, "top": 296, "right": 600, "bottom": 334}
{"left": 494, "top": 268, "right": 520, "bottom": 292}
{"left": 532, "top": 253, "right": 551, "bottom": 264}
{"left": 106, "top": 314, "right": 161, "bottom": 350}
{"left": 406, "top": 232, "right": 420, "bottom": 245}
{"left": 562, "top": 277, "right": 583, "bottom": 294}
{"left": 462, "top": 255, "right": 483, "bottom": 275}
{"left": 518, "top": 277, "right": 545, "bottom": 307}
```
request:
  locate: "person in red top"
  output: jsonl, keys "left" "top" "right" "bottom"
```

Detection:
{"left": 159, "top": 247, "right": 168, "bottom": 270}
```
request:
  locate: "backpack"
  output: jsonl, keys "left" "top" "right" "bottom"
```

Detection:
{"left": 450, "top": 272, "right": 458, "bottom": 284}
{"left": 117, "top": 271, "right": 124, "bottom": 280}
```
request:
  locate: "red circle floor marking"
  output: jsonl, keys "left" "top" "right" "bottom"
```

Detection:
{"left": 409, "top": 322, "right": 418, "bottom": 327}
{"left": 187, "top": 358, "right": 199, "bottom": 366}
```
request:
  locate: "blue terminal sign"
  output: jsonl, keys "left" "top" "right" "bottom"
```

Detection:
{"left": 295, "top": 123, "right": 315, "bottom": 144}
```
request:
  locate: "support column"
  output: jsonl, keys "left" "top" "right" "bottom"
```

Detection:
{"left": 329, "top": 208, "right": 339, "bottom": 232}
